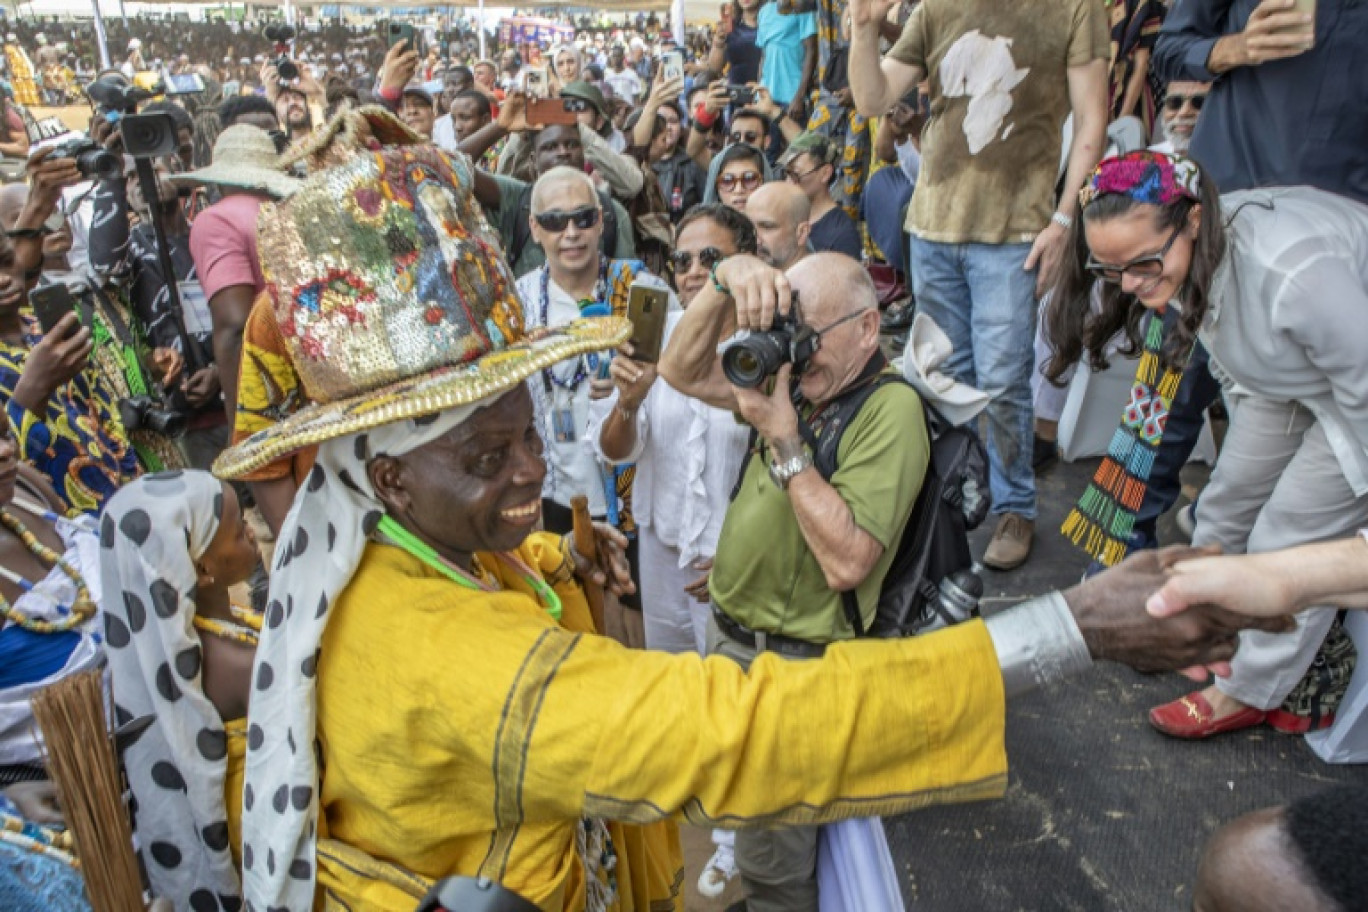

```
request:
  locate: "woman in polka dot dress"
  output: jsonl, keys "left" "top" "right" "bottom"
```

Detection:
{"left": 99, "top": 470, "right": 263, "bottom": 910}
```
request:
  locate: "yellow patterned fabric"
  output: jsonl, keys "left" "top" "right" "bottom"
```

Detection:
{"left": 313, "top": 533, "right": 1007, "bottom": 911}
{"left": 3, "top": 43, "right": 39, "bottom": 106}
{"left": 231, "top": 293, "right": 313, "bottom": 483}
{"left": 224, "top": 717, "right": 247, "bottom": 873}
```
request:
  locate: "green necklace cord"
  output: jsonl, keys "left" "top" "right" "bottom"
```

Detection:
{"left": 375, "top": 515, "right": 562, "bottom": 620}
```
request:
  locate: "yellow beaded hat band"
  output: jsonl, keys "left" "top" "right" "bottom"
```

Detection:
{"left": 213, "top": 110, "right": 630, "bottom": 480}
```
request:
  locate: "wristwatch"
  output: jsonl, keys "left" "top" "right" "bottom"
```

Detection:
{"left": 768, "top": 451, "right": 812, "bottom": 490}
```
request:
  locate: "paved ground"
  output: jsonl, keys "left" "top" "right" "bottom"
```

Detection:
{"left": 685, "top": 457, "right": 1368, "bottom": 910}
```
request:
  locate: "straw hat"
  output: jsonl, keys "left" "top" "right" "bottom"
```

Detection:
{"left": 212, "top": 109, "right": 628, "bottom": 479}
{"left": 168, "top": 126, "right": 301, "bottom": 199}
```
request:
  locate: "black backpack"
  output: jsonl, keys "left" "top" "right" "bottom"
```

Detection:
{"left": 806, "top": 374, "right": 991, "bottom": 638}
{"left": 510, "top": 183, "right": 619, "bottom": 267}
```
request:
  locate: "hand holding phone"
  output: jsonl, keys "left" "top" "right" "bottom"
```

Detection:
{"left": 626, "top": 282, "right": 670, "bottom": 363}
{"left": 28, "top": 283, "right": 76, "bottom": 336}
{"left": 12, "top": 311, "right": 92, "bottom": 411}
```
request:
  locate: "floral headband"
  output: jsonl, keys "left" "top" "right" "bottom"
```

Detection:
{"left": 1078, "top": 151, "right": 1202, "bottom": 210}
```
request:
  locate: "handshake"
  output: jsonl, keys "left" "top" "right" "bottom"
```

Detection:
{"left": 1065, "top": 537, "right": 1368, "bottom": 680}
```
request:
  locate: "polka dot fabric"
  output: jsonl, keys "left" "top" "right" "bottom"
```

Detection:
{"left": 239, "top": 405, "right": 477, "bottom": 911}
{"left": 98, "top": 471, "right": 242, "bottom": 908}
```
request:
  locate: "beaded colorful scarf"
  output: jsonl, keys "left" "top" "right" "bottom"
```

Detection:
{"left": 1062, "top": 311, "right": 1190, "bottom": 566}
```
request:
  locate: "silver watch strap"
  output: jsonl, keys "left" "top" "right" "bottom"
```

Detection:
{"left": 984, "top": 591, "right": 1093, "bottom": 698}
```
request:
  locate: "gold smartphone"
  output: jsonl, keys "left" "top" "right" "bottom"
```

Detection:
{"left": 1275, "top": 0, "right": 1316, "bottom": 36}
{"left": 626, "top": 283, "right": 670, "bottom": 363}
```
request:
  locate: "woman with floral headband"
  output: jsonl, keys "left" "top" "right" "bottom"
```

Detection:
{"left": 1043, "top": 151, "right": 1368, "bottom": 739}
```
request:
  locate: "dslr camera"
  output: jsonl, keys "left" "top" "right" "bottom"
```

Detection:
{"left": 118, "top": 394, "right": 189, "bottom": 439}
{"left": 721, "top": 297, "right": 820, "bottom": 389}
{"left": 45, "top": 135, "right": 121, "bottom": 181}
{"left": 263, "top": 23, "right": 299, "bottom": 81}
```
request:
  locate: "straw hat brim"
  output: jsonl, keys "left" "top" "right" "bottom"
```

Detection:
{"left": 212, "top": 316, "right": 631, "bottom": 480}
{"left": 168, "top": 164, "right": 301, "bottom": 200}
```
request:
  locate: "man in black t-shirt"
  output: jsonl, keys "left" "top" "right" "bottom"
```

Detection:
{"left": 778, "top": 131, "right": 862, "bottom": 260}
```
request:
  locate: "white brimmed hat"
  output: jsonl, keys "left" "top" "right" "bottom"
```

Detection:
{"left": 896, "top": 313, "right": 991, "bottom": 427}
{"left": 168, "top": 126, "right": 301, "bottom": 199}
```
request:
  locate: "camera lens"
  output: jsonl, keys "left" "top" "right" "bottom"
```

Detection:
{"left": 721, "top": 332, "right": 789, "bottom": 388}
{"left": 75, "top": 147, "right": 122, "bottom": 181}
{"left": 144, "top": 406, "right": 188, "bottom": 438}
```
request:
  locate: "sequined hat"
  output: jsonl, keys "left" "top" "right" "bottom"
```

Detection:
{"left": 213, "top": 109, "right": 628, "bottom": 479}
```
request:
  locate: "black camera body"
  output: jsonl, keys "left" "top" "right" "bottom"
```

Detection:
{"left": 263, "top": 23, "right": 299, "bottom": 81}
{"left": 46, "top": 135, "right": 122, "bottom": 181}
{"left": 118, "top": 394, "right": 190, "bottom": 439}
{"left": 721, "top": 302, "right": 820, "bottom": 389}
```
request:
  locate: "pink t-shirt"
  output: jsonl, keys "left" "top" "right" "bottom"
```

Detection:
{"left": 189, "top": 192, "right": 268, "bottom": 301}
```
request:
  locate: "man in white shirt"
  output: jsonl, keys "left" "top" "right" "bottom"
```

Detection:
{"left": 513, "top": 166, "right": 675, "bottom": 538}
{"left": 602, "top": 45, "right": 643, "bottom": 107}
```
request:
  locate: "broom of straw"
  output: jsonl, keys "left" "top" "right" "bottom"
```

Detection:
{"left": 31, "top": 669, "right": 145, "bottom": 912}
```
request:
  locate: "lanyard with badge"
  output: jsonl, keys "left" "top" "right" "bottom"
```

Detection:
{"left": 538, "top": 259, "right": 612, "bottom": 443}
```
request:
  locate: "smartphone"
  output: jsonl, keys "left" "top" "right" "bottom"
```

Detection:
{"left": 726, "top": 84, "right": 756, "bottom": 106}
{"left": 720, "top": 3, "right": 733, "bottom": 27}
{"left": 527, "top": 97, "right": 578, "bottom": 126}
{"left": 387, "top": 21, "right": 417, "bottom": 53}
{"left": 28, "top": 284, "right": 76, "bottom": 336}
{"left": 662, "top": 50, "right": 684, "bottom": 83}
{"left": 162, "top": 72, "right": 205, "bottom": 95}
{"left": 1275, "top": 0, "right": 1316, "bottom": 35}
{"left": 522, "top": 66, "right": 548, "bottom": 99}
{"left": 626, "top": 283, "right": 670, "bottom": 364}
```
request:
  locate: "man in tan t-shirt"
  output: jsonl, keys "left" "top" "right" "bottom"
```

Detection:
{"left": 848, "top": 0, "right": 1109, "bottom": 570}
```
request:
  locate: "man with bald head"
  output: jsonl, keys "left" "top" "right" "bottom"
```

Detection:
{"left": 1193, "top": 785, "right": 1368, "bottom": 912}
{"left": 660, "top": 251, "right": 929, "bottom": 908}
{"left": 747, "top": 182, "right": 811, "bottom": 270}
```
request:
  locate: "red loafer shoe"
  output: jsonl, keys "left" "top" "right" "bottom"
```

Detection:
{"left": 1148, "top": 691, "right": 1267, "bottom": 739}
{"left": 1266, "top": 708, "right": 1336, "bottom": 734}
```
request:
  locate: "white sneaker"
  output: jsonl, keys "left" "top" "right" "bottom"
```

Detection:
{"left": 1175, "top": 504, "right": 1197, "bottom": 541}
{"left": 696, "top": 842, "right": 737, "bottom": 899}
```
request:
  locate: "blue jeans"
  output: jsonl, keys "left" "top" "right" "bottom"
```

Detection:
{"left": 910, "top": 237, "right": 1037, "bottom": 519}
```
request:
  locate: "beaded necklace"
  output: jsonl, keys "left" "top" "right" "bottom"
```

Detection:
{"left": 375, "top": 515, "right": 562, "bottom": 621}
{"left": 192, "top": 604, "right": 262, "bottom": 647}
{"left": 539, "top": 257, "right": 609, "bottom": 391}
{"left": 0, "top": 497, "right": 94, "bottom": 634}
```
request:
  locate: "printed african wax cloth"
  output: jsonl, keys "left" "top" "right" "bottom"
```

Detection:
{"left": 0, "top": 317, "right": 141, "bottom": 515}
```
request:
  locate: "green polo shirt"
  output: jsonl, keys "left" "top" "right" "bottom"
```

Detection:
{"left": 710, "top": 379, "right": 930, "bottom": 643}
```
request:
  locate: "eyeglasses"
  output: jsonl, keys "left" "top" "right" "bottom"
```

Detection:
{"left": 729, "top": 130, "right": 760, "bottom": 145}
{"left": 717, "top": 170, "right": 762, "bottom": 192}
{"left": 671, "top": 246, "right": 726, "bottom": 271}
{"left": 783, "top": 165, "right": 822, "bottom": 183}
{"left": 1163, "top": 93, "right": 1206, "bottom": 112}
{"left": 533, "top": 206, "right": 601, "bottom": 232}
{"left": 1085, "top": 223, "right": 1185, "bottom": 284}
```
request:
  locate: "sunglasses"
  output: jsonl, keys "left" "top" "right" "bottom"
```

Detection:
{"left": 729, "top": 130, "right": 760, "bottom": 145}
{"left": 671, "top": 246, "right": 726, "bottom": 271}
{"left": 1163, "top": 93, "right": 1206, "bottom": 112}
{"left": 717, "top": 170, "right": 762, "bottom": 192}
{"left": 1085, "top": 223, "right": 1185, "bottom": 284}
{"left": 533, "top": 206, "right": 601, "bottom": 232}
{"left": 783, "top": 164, "right": 823, "bottom": 183}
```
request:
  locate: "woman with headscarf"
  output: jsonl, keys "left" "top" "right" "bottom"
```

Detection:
{"left": 99, "top": 470, "right": 261, "bottom": 907}
{"left": 702, "top": 141, "right": 772, "bottom": 212}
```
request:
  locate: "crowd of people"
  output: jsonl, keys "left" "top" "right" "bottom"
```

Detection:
{"left": 0, "top": 0, "right": 1367, "bottom": 910}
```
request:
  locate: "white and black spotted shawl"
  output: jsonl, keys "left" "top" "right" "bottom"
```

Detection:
{"left": 99, "top": 470, "right": 241, "bottom": 911}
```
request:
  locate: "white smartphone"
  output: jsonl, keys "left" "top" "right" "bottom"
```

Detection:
{"left": 522, "top": 66, "right": 548, "bottom": 99}
{"left": 662, "top": 50, "right": 684, "bottom": 83}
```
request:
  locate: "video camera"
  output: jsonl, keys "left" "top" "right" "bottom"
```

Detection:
{"left": 721, "top": 295, "right": 820, "bottom": 389}
{"left": 263, "top": 23, "right": 299, "bottom": 81}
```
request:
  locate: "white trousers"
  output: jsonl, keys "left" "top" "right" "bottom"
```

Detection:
{"left": 638, "top": 524, "right": 712, "bottom": 656}
{"left": 636, "top": 525, "right": 733, "bottom": 853}
{"left": 1195, "top": 397, "right": 1368, "bottom": 709}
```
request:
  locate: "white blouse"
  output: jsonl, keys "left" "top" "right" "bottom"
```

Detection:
{"left": 587, "top": 312, "right": 751, "bottom": 566}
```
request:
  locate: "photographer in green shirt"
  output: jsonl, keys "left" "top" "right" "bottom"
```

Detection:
{"left": 659, "top": 250, "right": 930, "bottom": 908}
